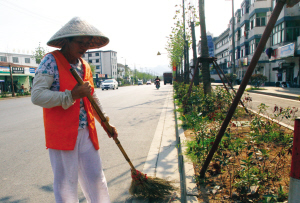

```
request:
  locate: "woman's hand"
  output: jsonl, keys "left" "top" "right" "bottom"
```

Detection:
{"left": 109, "top": 125, "right": 118, "bottom": 140}
{"left": 101, "top": 122, "right": 118, "bottom": 140}
{"left": 71, "top": 82, "right": 91, "bottom": 100}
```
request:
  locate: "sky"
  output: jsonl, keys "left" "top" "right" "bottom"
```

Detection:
{"left": 0, "top": 0, "right": 243, "bottom": 75}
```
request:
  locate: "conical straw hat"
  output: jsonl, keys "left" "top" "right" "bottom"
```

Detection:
{"left": 47, "top": 17, "right": 109, "bottom": 49}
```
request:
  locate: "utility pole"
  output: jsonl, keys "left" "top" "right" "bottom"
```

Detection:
{"left": 9, "top": 64, "right": 15, "bottom": 97}
{"left": 231, "top": 0, "right": 236, "bottom": 76}
{"left": 183, "top": 0, "right": 189, "bottom": 84}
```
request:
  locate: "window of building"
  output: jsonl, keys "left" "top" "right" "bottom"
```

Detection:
{"left": 13, "top": 57, "right": 19, "bottom": 63}
{"left": 82, "top": 54, "right": 85, "bottom": 57}
{"left": 235, "top": 30, "right": 241, "bottom": 41}
{"left": 88, "top": 53, "right": 92, "bottom": 57}
{"left": 241, "top": 2, "right": 249, "bottom": 16}
{"left": 89, "top": 60, "right": 92, "bottom": 63}
{"left": 0, "top": 56, "right": 7, "bottom": 62}
{"left": 96, "top": 53, "right": 99, "bottom": 56}
{"left": 256, "top": 13, "right": 266, "bottom": 27}
{"left": 286, "top": 20, "right": 300, "bottom": 42}
{"left": 25, "top": 58, "right": 30, "bottom": 63}
{"left": 96, "top": 59, "right": 99, "bottom": 63}
{"left": 250, "top": 38, "right": 260, "bottom": 54}
{"left": 272, "top": 22, "right": 284, "bottom": 45}
{"left": 250, "top": 15, "right": 255, "bottom": 29}
{"left": 96, "top": 66, "right": 100, "bottom": 69}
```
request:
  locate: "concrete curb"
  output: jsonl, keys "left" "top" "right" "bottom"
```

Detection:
{"left": 246, "top": 90, "right": 299, "bottom": 100}
{"left": 174, "top": 101, "right": 198, "bottom": 202}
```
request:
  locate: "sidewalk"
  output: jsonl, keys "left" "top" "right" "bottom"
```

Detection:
{"left": 212, "top": 83, "right": 300, "bottom": 100}
{"left": 132, "top": 88, "right": 198, "bottom": 203}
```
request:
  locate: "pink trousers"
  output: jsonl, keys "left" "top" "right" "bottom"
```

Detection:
{"left": 49, "top": 128, "right": 110, "bottom": 203}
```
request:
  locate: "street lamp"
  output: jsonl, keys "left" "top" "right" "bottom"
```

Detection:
{"left": 226, "top": 0, "right": 236, "bottom": 75}
{"left": 157, "top": 51, "right": 167, "bottom": 56}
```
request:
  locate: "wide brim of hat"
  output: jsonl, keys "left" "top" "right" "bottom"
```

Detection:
{"left": 47, "top": 35, "right": 109, "bottom": 49}
{"left": 47, "top": 17, "right": 109, "bottom": 49}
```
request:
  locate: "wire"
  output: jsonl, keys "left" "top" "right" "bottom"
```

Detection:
{"left": 0, "top": 0, "right": 63, "bottom": 26}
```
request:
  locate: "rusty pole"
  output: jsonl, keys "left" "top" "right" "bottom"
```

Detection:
{"left": 213, "top": 61, "right": 249, "bottom": 114}
{"left": 199, "top": 0, "right": 287, "bottom": 178}
{"left": 213, "top": 63, "right": 231, "bottom": 94}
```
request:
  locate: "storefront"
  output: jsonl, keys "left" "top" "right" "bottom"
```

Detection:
{"left": 0, "top": 62, "right": 36, "bottom": 93}
{"left": 270, "top": 42, "right": 300, "bottom": 87}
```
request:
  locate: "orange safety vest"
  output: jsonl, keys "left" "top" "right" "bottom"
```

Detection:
{"left": 43, "top": 50, "right": 99, "bottom": 150}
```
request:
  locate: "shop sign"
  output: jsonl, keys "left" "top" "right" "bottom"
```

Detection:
{"left": 238, "top": 58, "right": 248, "bottom": 67}
{"left": 12, "top": 67, "right": 24, "bottom": 74}
{"left": 0, "top": 66, "right": 10, "bottom": 74}
{"left": 97, "top": 74, "right": 106, "bottom": 78}
{"left": 271, "top": 43, "right": 295, "bottom": 60}
{"left": 30, "top": 68, "right": 35, "bottom": 73}
{"left": 280, "top": 43, "right": 295, "bottom": 58}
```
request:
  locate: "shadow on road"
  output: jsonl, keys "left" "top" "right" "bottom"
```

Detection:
{"left": 118, "top": 98, "right": 166, "bottom": 110}
{"left": 0, "top": 196, "right": 28, "bottom": 203}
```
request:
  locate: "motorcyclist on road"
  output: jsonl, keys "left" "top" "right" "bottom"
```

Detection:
{"left": 155, "top": 76, "right": 160, "bottom": 89}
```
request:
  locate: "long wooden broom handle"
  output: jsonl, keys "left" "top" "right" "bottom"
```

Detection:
{"left": 70, "top": 68, "right": 136, "bottom": 171}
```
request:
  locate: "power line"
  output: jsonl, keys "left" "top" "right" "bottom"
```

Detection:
{"left": 0, "top": 0, "right": 63, "bottom": 26}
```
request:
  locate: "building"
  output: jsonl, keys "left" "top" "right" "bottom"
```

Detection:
{"left": 0, "top": 52, "right": 38, "bottom": 93}
{"left": 212, "top": 28, "right": 230, "bottom": 82}
{"left": 213, "top": 0, "right": 300, "bottom": 87}
{"left": 82, "top": 50, "right": 117, "bottom": 78}
{"left": 117, "top": 63, "right": 125, "bottom": 79}
{"left": 82, "top": 50, "right": 117, "bottom": 86}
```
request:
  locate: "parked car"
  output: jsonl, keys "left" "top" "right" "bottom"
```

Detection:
{"left": 146, "top": 80, "right": 151, "bottom": 85}
{"left": 101, "top": 79, "right": 118, "bottom": 90}
{"left": 138, "top": 80, "right": 143, "bottom": 85}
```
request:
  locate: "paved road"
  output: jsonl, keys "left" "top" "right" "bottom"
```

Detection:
{"left": 0, "top": 83, "right": 173, "bottom": 203}
{"left": 243, "top": 91, "right": 300, "bottom": 127}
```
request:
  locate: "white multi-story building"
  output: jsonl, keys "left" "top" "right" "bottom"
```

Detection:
{"left": 213, "top": 0, "right": 300, "bottom": 87}
{"left": 0, "top": 52, "right": 39, "bottom": 68}
{"left": 82, "top": 50, "right": 118, "bottom": 80}
{"left": 0, "top": 52, "right": 38, "bottom": 92}
{"left": 212, "top": 28, "right": 230, "bottom": 82}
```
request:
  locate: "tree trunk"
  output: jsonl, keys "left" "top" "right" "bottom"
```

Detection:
{"left": 199, "top": 0, "right": 211, "bottom": 94}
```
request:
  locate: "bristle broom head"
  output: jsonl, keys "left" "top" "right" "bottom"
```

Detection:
{"left": 129, "top": 169, "right": 176, "bottom": 199}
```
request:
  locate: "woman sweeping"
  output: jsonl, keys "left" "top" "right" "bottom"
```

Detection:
{"left": 31, "top": 17, "right": 117, "bottom": 203}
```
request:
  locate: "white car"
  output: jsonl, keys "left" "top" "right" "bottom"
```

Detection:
{"left": 137, "top": 80, "right": 143, "bottom": 85}
{"left": 146, "top": 80, "right": 151, "bottom": 85}
{"left": 101, "top": 79, "right": 118, "bottom": 90}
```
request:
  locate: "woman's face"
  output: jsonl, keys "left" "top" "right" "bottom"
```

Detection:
{"left": 65, "top": 36, "right": 92, "bottom": 59}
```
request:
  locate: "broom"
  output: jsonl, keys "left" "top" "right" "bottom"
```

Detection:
{"left": 70, "top": 68, "right": 176, "bottom": 199}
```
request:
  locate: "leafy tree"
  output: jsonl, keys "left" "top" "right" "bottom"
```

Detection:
{"left": 250, "top": 74, "right": 267, "bottom": 88}
{"left": 166, "top": 3, "right": 196, "bottom": 82}
{"left": 32, "top": 42, "right": 46, "bottom": 64}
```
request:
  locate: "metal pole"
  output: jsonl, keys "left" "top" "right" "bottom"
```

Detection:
{"left": 232, "top": 0, "right": 236, "bottom": 76}
{"left": 199, "top": 0, "right": 287, "bottom": 178}
{"left": 183, "top": 0, "right": 188, "bottom": 84}
{"left": 213, "top": 61, "right": 249, "bottom": 114}
{"left": 9, "top": 64, "right": 15, "bottom": 97}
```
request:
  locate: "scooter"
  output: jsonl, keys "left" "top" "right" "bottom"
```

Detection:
{"left": 155, "top": 80, "right": 160, "bottom": 90}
